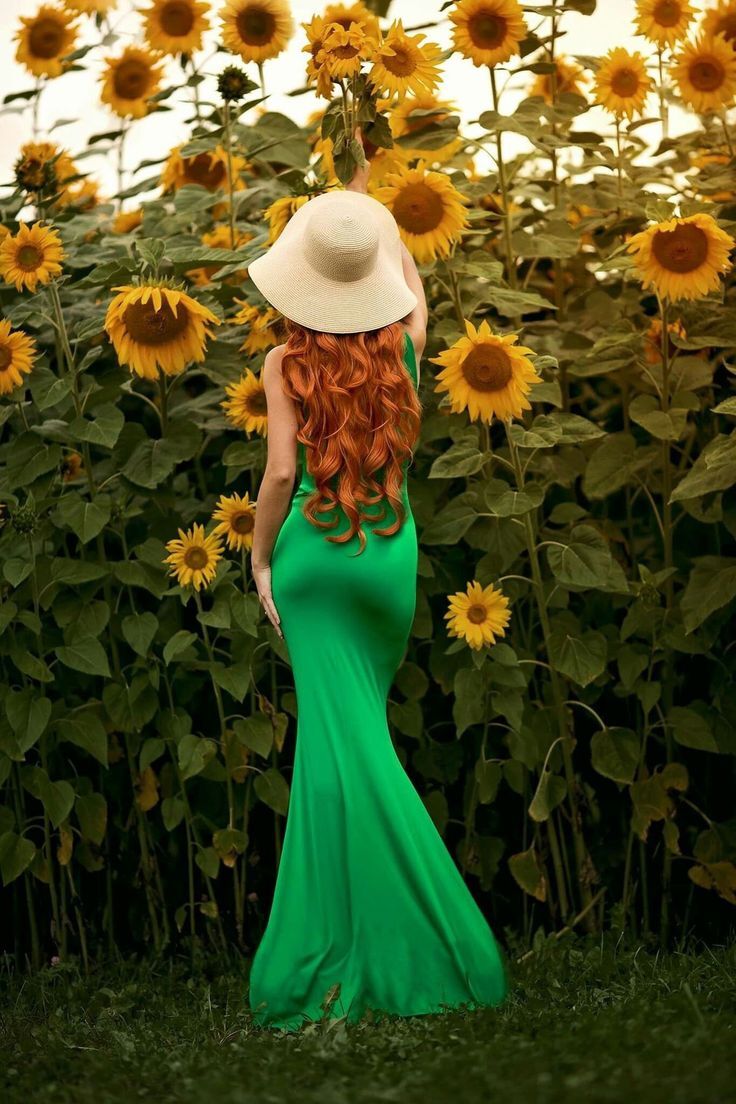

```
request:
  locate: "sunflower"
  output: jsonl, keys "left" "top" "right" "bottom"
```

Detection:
{"left": 644, "top": 316, "right": 687, "bottom": 364}
{"left": 187, "top": 224, "right": 252, "bottom": 286}
{"left": 322, "top": 1, "right": 380, "bottom": 39}
{"left": 0, "top": 320, "right": 36, "bottom": 396}
{"left": 230, "top": 300, "right": 280, "bottom": 353}
{"left": 445, "top": 580, "right": 511, "bottom": 651}
{"left": 143, "top": 0, "right": 209, "bottom": 56}
{"left": 302, "top": 15, "right": 338, "bottom": 98}
{"left": 101, "top": 45, "right": 163, "bottom": 119}
{"left": 431, "top": 318, "right": 542, "bottom": 423}
{"left": 63, "top": 178, "right": 101, "bottom": 211}
{"left": 368, "top": 20, "right": 442, "bottom": 99}
{"left": 220, "top": 0, "right": 293, "bottom": 63}
{"left": 389, "top": 93, "right": 465, "bottom": 166}
{"left": 374, "top": 163, "right": 469, "bottom": 263}
{"left": 635, "top": 0, "right": 696, "bottom": 47}
{"left": 15, "top": 4, "right": 78, "bottom": 80}
{"left": 626, "top": 212, "right": 734, "bottom": 301}
{"left": 318, "top": 20, "right": 375, "bottom": 80}
{"left": 164, "top": 523, "right": 224, "bottom": 590}
{"left": 593, "top": 47, "right": 653, "bottom": 119}
{"left": 264, "top": 193, "right": 310, "bottom": 243}
{"left": 701, "top": 2, "right": 736, "bottom": 45}
{"left": 64, "top": 0, "right": 117, "bottom": 11}
{"left": 211, "top": 491, "right": 257, "bottom": 551}
{"left": 104, "top": 283, "right": 221, "bottom": 379}
{"left": 160, "top": 143, "right": 248, "bottom": 194}
{"left": 529, "top": 56, "right": 587, "bottom": 102}
{"left": 61, "top": 451, "right": 84, "bottom": 482}
{"left": 112, "top": 207, "right": 144, "bottom": 234}
{"left": 14, "top": 140, "right": 79, "bottom": 203}
{"left": 0, "top": 222, "right": 65, "bottom": 293}
{"left": 672, "top": 33, "right": 736, "bottom": 113}
{"left": 449, "top": 0, "right": 527, "bottom": 68}
{"left": 221, "top": 370, "right": 268, "bottom": 435}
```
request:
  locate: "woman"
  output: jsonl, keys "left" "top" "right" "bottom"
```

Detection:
{"left": 245, "top": 140, "right": 507, "bottom": 1030}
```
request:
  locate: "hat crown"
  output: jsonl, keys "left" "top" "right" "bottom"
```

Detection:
{"left": 303, "top": 202, "right": 380, "bottom": 283}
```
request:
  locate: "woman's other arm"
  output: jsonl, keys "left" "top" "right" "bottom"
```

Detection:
{"left": 399, "top": 242, "right": 428, "bottom": 376}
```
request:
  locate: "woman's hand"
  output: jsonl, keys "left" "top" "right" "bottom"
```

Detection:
{"left": 345, "top": 126, "right": 370, "bottom": 195}
{"left": 252, "top": 560, "right": 283, "bottom": 639}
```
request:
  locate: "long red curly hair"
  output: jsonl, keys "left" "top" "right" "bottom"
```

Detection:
{"left": 280, "top": 319, "right": 422, "bottom": 555}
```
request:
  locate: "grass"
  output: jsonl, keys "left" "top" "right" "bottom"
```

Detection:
{"left": 1, "top": 935, "right": 735, "bottom": 1104}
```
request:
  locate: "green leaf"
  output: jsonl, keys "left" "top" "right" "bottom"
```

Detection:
{"left": 583, "top": 432, "right": 640, "bottom": 499}
{"left": 234, "top": 714, "right": 273, "bottom": 758}
{"left": 178, "top": 734, "right": 217, "bottom": 780}
{"left": 122, "top": 611, "right": 158, "bottom": 657}
{"left": 0, "top": 831, "right": 36, "bottom": 886}
{"left": 68, "top": 404, "right": 125, "bottom": 449}
{"left": 429, "top": 431, "right": 485, "bottom": 479}
{"left": 55, "top": 494, "right": 111, "bottom": 543}
{"left": 51, "top": 560, "right": 109, "bottom": 585}
{"left": 5, "top": 690, "right": 51, "bottom": 755}
{"left": 484, "top": 479, "right": 544, "bottom": 517}
{"left": 162, "top": 796, "right": 185, "bottom": 831}
{"left": 56, "top": 638, "right": 111, "bottom": 678}
{"left": 75, "top": 792, "right": 107, "bottom": 844}
{"left": 57, "top": 710, "right": 108, "bottom": 766}
{"left": 668, "top": 706, "right": 719, "bottom": 753}
{"left": 475, "top": 758, "right": 502, "bottom": 804}
{"left": 681, "top": 557, "right": 736, "bottom": 632}
{"left": 549, "top": 627, "right": 607, "bottom": 686}
{"left": 9, "top": 648, "right": 53, "bottom": 683}
{"left": 140, "top": 737, "right": 165, "bottom": 771}
{"left": 713, "top": 397, "right": 736, "bottom": 416}
{"left": 547, "top": 526, "right": 612, "bottom": 589}
{"left": 528, "top": 770, "right": 567, "bottom": 822}
{"left": 421, "top": 493, "right": 479, "bottom": 544}
{"left": 163, "top": 630, "right": 198, "bottom": 664}
{"left": 508, "top": 846, "right": 546, "bottom": 901}
{"left": 671, "top": 434, "right": 736, "bottom": 502}
{"left": 254, "top": 767, "right": 289, "bottom": 815}
{"left": 211, "top": 662, "right": 249, "bottom": 702}
{"left": 3, "top": 559, "right": 32, "bottom": 588}
{"left": 453, "top": 667, "right": 486, "bottom": 735}
{"left": 591, "top": 727, "right": 639, "bottom": 784}
{"left": 629, "top": 395, "right": 689, "bottom": 441}
{"left": 26, "top": 768, "right": 75, "bottom": 828}
{"left": 481, "top": 286, "right": 556, "bottom": 316}
{"left": 122, "top": 439, "right": 178, "bottom": 488}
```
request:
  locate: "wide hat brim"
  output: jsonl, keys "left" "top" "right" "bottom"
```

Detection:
{"left": 247, "top": 191, "right": 418, "bottom": 335}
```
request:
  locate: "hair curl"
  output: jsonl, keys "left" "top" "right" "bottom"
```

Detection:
{"left": 280, "top": 319, "right": 422, "bottom": 555}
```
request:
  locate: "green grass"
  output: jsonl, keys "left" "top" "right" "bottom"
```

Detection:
{"left": 2, "top": 936, "right": 735, "bottom": 1104}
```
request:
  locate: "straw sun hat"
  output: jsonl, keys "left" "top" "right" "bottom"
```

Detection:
{"left": 247, "top": 190, "right": 417, "bottom": 335}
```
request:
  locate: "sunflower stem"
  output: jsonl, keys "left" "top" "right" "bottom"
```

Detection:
{"left": 157, "top": 372, "right": 169, "bottom": 435}
{"left": 489, "top": 66, "right": 518, "bottom": 296}
{"left": 116, "top": 119, "right": 129, "bottom": 212}
{"left": 657, "top": 47, "right": 669, "bottom": 141}
{"left": 658, "top": 293, "right": 675, "bottom": 946}
{"left": 258, "top": 61, "right": 266, "bottom": 97}
{"left": 222, "top": 101, "right": 237, "bottom": 250}
{"left": 445, "top": 261, "right": 465, "bottom": 329}
{"left": 189, "top": 56, "right": 203, "bottom": 124}
{"left": 720, "top": 110, "right": 735, "bottom": 158}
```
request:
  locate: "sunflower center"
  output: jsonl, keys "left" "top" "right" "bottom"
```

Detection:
{"left": 17, "top": 245, "right": 43, "bottom": 271}
{"left": 246, "top": 389, "right": 268, "bottom": 415}
{"left": 0, "top": 346, "right": 12, "bottom": 370}
{"left": 468, "top": 11, "right": 508, "bottom": 49}
{"left": 467, "top": 603, "right": 488, "bottom": 625}
{"left": 29, "top": 17, "right": 65, "bottom": 59}
{"left": 184, "top": 154, "right": 226, "bottom": 189}
{"left": 383, "top": 44, "right": 416, "bottom": 77}
{"left": 652, "top": 0, "right": 681, "bottom": 26}
{"left": 461, "top": 344, "right": 513, "bottom": 392}
{"left": 231, "top": 510, "right": 255, "bottom": 534}
{"left": 122, "top": 298, "right": 190, "bottom": 345}
{"left": 611, "top": 67, "right": 640, "bottom": 97}
{"left": 688, "top": 56, "right": 725, "bottom": 92}
{"left": 160, "top": 1, "right": 196, "bottom": 36}
{"left": 184, "top": 546, "right": 209, "bottom": 570}
{"left": 330, "top": 42, "right": 360, "bottom": 60}
{"left": 392, "top": 182, "right": 445, "bottom": 234}
{"left": 236, "top": 6, "right": 276, "bottom": 45}
{"left": 714, "top": 13, "right": 736, "bottom": 41}
{"left": 651, "top": 222, "right": 709, "bottom": 273}
{"left": 114, "top": 59, "right": 152, "bottom": 101}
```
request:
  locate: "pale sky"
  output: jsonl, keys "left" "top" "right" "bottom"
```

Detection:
{"left": 0, "top": 0, "right": 701, "bottom": 204}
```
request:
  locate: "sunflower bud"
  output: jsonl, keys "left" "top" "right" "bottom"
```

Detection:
{"left": 10, "top": 502, "right": 38, "bottom": 535}
{"left": 218, "top": 65, "right": 255, "bottom": 103}
{"left": 14, "top": 152, "right": 58, "bottom": 198}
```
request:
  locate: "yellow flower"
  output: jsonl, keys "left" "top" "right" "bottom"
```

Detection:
{"left": 449, "top": 0, "right": 527, "bottom": 68}
{"left": 61, "top": 451, "right": 84, "bottom": 482}
{"left": 626, "top": 212, "right": 734, "bottom": 301}
{"left": 322, "top": 1, "right": 380, "bottom": 39}
{"left": 369, "top": 19, "right": 442, "bottom": 100}
{"left": 529, "top": 56, "right": 587, "bottom": 102}
{"left": 211, "top": 491, "right": 257, "bottom": 551}
{"left": 318, "top": 20, "right": 375, "bottom": 80}
{"left": 389, "top": 93, "right": 465, "bottom": 166}
{"left": 672, "top": 33, "right": 736, "bottom": 114}
{"left": 64, "top": 0, "right": 117, "bottom": 11}
{"left": 0, "top": 221, "right": 65, "bottom": 293}
{"left": 220, "top": 0, "right": 294, "bottom": 63}
{"left": 221, "top": 370, "right": 268, "bottom": 435}
{"left": 134, "top": 766, "right": 160, "bottom": 811}
{"left": 160, "top": 143, "right": 248, "bottom": 194}
{"left": 431, "top": 317, "right": 542, "bottom": 423}
{"left": 374, "top": 163, "right": 469, "bottom": 263}
{"left": 445, "top": 580, "right": 511, "bottom": 651}
{"left": 644, "top": 316, "right": 687, "bottom": 365}
{"left": 143, "top": 0, "right": 210, "bottom": 56}
{"left": 302, "top": 15, "right": 337, "bottom": 99}
{"left": 187, "top": 224, "right": 252, "bottom": 286}
{"left": 635, "top": 0, "right": 696, "bottom": 47}
{"left": 14, "top": 4, "right": 78, "bottom": 79}
{"left": 594, "top": 47, "right": 653, "bottom": 119}
{"left": 63, "top": 178, "right": 101, "bottom": 211}
{"left": 701, "top": 2, "right": 736, "bottom": 47}
{"left": 14, "top": 140, "right": 79, "bottom": 203}
{"left": 112, "top": 208, "right": 144, "bottom": 234}
{"left": 231, "top": 300, "right": 280, "bottom": 354}
{"left": 104, "top": 283, "right": 221, "bottom": 379}
{"left": 264, "top": 194, "right": 310, "bottom": 243}
{"left": 100, "top": 45, "right": 164, "bottom": 119}
{"left": 0, "top": 319, "right": 36, "bottom": 396}
{"left": 164, "top": 523, "right": 224, "bottom": 590}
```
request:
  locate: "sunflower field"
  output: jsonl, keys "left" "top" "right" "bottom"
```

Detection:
{"left": 0, "top": 0, "right": 735, "bottom": 971}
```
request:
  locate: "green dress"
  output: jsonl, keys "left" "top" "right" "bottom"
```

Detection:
{"left": 247, "top": 330, "right": 508, "bottom": 1030}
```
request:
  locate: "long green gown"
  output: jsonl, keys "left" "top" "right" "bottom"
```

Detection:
{"left": 247, "top": 330, "right": 508, "bottom": 1030}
